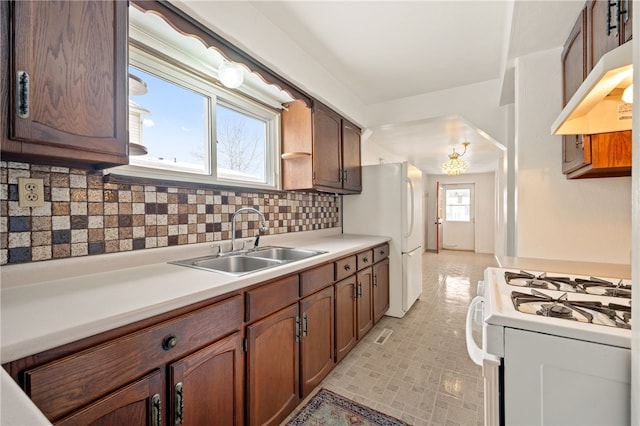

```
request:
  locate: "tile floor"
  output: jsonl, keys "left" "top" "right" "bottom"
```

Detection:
{"left": 284, "top": 250, "right": 497, "bottom": 425}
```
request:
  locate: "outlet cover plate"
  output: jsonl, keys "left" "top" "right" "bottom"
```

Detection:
{"left": 18, "top": 177, "right": 45, "bottom": 208}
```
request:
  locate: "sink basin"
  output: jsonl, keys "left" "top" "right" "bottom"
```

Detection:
{"left": 170, "top": 254, "right": 282, "bottom": 276}
{"left": 246, "top": 246, "right": 326, "bottom": 262}
{"left": 170, "top": 246, "right": 326, "bottom": 276}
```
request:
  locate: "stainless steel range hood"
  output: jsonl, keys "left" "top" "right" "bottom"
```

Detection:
{"left": 551, "top": 41, "right": 633, "bottom": 135}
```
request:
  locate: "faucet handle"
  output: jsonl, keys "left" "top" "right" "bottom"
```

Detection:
{"left": 210, "top": 244, "right": 221, "bottom": 255}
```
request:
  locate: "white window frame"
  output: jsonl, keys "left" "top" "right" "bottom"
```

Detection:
{"left": 112, "top": 40, "right": 281, "bottom": 190}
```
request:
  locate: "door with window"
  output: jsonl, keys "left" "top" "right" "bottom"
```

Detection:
{"left": 442, "top": 184, "right": 475, "bottom": 251}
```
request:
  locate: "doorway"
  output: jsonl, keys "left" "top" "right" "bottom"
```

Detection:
{"left": 441, "top": 184, "right": 475, "bottom": 251}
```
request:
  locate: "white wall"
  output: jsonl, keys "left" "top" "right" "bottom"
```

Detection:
{"left": 360, "top": 140, "right": 405, "bottom": 166}
{"left": 513, "top": 48, "right": 632, "bottom": 265}
{"left": 424, "top": 172, "right": 496, "bottom": 254}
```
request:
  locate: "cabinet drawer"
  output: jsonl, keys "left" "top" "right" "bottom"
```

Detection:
{"left": 356, "top": 250, "right": 373, "bottom": 270}
{"left": 300, "top": 263, "right": 334, "bottom": 297}
{"left": 335, "top": 255, "right": 356, "bottom": 281}
{"left": 25, "top": 295, "right": 242, "bottom": 422}
{"left": 373, "top": 244, "right": 390, "bottom": 263}
{"left": 245, "top": 275, "right": 299, "bottom": 323}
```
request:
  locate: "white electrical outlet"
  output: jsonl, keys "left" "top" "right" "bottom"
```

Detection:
{"left": 18, "top": 177, "right": 45, "bottom": 208}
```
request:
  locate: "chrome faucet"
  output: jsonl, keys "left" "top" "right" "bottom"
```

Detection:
{"left": 231, "top": 207, "right": 268, "bottom": 251}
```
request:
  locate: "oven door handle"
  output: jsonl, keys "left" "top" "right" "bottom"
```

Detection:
{"left": 465, "top": 296, "right": 485, "bottom": 366}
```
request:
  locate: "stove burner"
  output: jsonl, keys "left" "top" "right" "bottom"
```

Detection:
{"left": 538, "top": 303, "right": 574, "bottom": 319}
{"left": 505, "top": 271, "right": 631, "bottom": 298}
{"left": 511, "top": 290, "right": 631, "bottom": 329}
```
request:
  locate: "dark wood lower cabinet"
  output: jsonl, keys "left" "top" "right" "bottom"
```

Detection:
{"left": 373, "top": 258, "right": 390, "bottom": 323}
{"left": 334, "top": 276, "right": 357, "bottom": 363}
{"left": 356, "top": 267, "right": 374, "bottom": 339}
{"left": 6, "top": 246, "right": 391, "bottom": 426}
{"left": 300, "top": 286, "right": 335, "bottom": 397}
{"left": 246, "top": 304, "right": 300, "bottom": 426}
{"left": 169, "top": 332, "right": 244, "bottom": 426}
{"left": 55, "top": 370, "right": 162, "bottom": 426}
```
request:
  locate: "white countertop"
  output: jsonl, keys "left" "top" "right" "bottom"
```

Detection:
{"left": 1, "top": 229, "right": 389, "bottom": 363}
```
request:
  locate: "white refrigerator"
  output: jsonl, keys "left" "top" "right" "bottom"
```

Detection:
{"left": 343, "top": 162, "right": 423, "bottom": 318}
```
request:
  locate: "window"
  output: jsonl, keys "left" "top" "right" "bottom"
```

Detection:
{"left": 445, "top": 188, "right": 471, "bottom": 222}
{"left": 118, "top": 7, "right": 286, "bottom": 190}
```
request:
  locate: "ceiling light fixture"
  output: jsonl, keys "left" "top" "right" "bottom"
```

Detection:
{"left": 441, "top": 142, "right": 470, "bottom": 175}
{"left": 622, "top": 84, "right": 633, "bottom": 104}
{"left": 218, "top": 60, "right": 244, "bottom": 88}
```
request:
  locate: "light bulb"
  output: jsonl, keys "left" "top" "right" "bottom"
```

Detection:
{"left": 218, "top": 61, "right": 244, "bottom": 89}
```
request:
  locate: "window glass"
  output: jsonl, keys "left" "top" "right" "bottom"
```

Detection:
{"left": 445, "top": 189, "right": 471, "bottom": 222}
{"left": 216, "top": 104, "right": 266, "bottom": 183}
{"left": 128, "top": 66, "right": 209, "bottom": 174}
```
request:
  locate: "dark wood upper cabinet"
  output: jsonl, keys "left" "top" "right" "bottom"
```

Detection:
{"left": 560, "top": 0, "right": 632, "bottom": 179}
{"left": 312, "top": 103, "right": 343, "bottom": 191}
{"left": 587, "top": 0, "right": 633, "bottom": 71}
{"left": 1, "top": 0, "right": 129, "bottom": 169}
{"left": 282, "top": 100, "right": 362, "bottom": 194}
{"left": 341, "top": 120, "right": 362, "bottom": 193}
{"left": 562, "top": 6, "right": 587, "bottom": 107}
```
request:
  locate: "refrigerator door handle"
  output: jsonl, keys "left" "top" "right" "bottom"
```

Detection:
{"left": 403, "top": 177, "right": 415, "bottom": 239}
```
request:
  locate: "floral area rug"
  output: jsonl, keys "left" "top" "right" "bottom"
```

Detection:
{"left": 286, "top": 388, "right": 411, "bottom": 426}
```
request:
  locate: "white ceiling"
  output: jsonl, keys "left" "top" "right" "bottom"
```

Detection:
{"left": 174, "top": 0, "right": 585, "bottom": 175}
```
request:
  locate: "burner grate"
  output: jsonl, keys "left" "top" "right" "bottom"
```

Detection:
{"left": 511, "top": 290, "right": 631, "bottom": 329}
{"left": 505, "top": 271, "right": 631, "bottom": 299}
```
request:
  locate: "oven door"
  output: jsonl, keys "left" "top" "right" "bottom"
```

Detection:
{"left": 465, "top": 295, "right": 501, "bottom": 426}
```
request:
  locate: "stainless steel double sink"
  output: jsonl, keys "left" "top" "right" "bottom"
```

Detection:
{"left": 170, "top": 246, "right": 327, "bottom": 276}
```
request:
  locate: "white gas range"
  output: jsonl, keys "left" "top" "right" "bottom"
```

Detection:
{"left": 466, "top": 267, "right": 631, "bottom": 426}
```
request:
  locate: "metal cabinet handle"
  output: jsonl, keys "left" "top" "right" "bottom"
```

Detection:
{"left": 344, "top": 264, "right": 351, "bottom": 271}
{"left": 607, "top": 1, "right": 619, "bottom": 36}
{"left": 295, "top": 316, "right": 301, "bottom": 342}
{"left": 373, "top": 275, "right": 378, "bottom": 287}
{"left": 162, "top": 335, "right": 177, "bottom": 350}
{"left": 16, "top": 71, "right": 29, "bottom": 119}
{"left": 175, "top": 382, "right": 184, "bottom": 425}
{"left": 302, "top": 313, "right": 308, "bottom": 336}
{"left": 357, "top": 283, "right": 362, "bottom": 298}
{"left": 151, "top": 394, "right": 162, "bottom": 426}
{"left": 362, "top": 256, "right": 368, "bottom": 263}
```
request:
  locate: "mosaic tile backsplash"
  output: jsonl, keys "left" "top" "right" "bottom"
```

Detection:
{"left": 0, "top": 161, "right": 340, "bottom": 265}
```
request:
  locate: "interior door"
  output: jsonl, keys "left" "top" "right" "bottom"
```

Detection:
{"left": 442, "top": 184, "right": 475, "bottom": 251}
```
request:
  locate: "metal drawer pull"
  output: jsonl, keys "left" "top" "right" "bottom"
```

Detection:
{"left": 162, "top": 335, "right": 177, "bottom": 350}
{"left": 363, "top": 257, "right": 368, "bottom": 263}
{"left": 344, "top": 264, "right": 351, "bottom": 271}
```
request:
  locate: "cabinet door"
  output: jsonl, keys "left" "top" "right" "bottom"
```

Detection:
{"left": 169, "top": 333, "right": 244, "bottom": 426}
{"left": 312, "top": 104, "right": 342, "bottom": 190}
{"left": 300, "top": 286, "right": 335, "bottom": 397}
{"left": 621, "top": 0, "right": 632, "bottom": 43}
{"left": 55, "top": 370, "right": 162, "bottom": 426}
{"left": 334, "top": 276, "right": 357, "bottom": 363}
{"left": 587, "top": 0, "right": 620, "bottom": 71}
{"left": 7, "top": 0, "right": 128, "bottom": 168}
{"left": 373, "top": 258, "right": 390, "bottom": 324}
{"left": 562, "top": 6, "right": 586, "bottom": 106}
{"left": 356, "top": 267, "right": 374, "bottom": 339}
{"left": 562, "top": 134, "right": 587, "bottom": 174}
{"left": 341, "top": 120, "right": 362, "bottom": 193}
{"left": 246, "top": 304, "right": 300, "bottom": 426}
